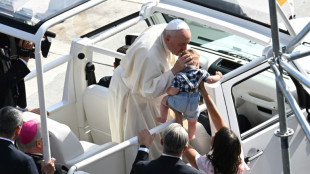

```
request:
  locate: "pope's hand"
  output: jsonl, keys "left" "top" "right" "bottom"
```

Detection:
{"left": 171, "top": 53, "right": 193, "bottom": 75}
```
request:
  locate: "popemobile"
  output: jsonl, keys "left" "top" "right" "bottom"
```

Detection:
{"left": 0, "top": 0, "right": 309, "bottom": 173}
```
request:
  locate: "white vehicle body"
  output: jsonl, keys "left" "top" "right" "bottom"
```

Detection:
{"left": 0, "top": 0, "right": 309, "bottom": 173}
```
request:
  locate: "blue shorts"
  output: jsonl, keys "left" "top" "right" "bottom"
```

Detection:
{"left": 166, "top": 92, "right": 200, "bottom": 120}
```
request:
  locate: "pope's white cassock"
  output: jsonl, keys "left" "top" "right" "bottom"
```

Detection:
{"left": 108, "top": 23, "right": 176, "bottom": 173}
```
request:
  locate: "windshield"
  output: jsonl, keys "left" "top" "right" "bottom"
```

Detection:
{"left": 0, "top": 0, "right": 86, "bottom": 31}
{"left": 164, "top": 14, "right": 265, "bottom": 61}
{"left": 191, "top": 21, "right": 264, "bottom": 61}
{"left": 186, "top": 0, "right": 296, "bottom": 31}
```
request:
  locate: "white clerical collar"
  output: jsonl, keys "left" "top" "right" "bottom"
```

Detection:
{"left": 0, "top": 137, "right": 14, "bottom": 144}
{"left": 31, "top": 153, "right": 43, "bottom": 156}
{"left": 162, "top": 153, "right": 182, "bottom": 159}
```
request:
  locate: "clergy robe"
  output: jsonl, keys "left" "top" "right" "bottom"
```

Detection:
{"left": 108, "top": 23, "right": 176, "bottom": 173}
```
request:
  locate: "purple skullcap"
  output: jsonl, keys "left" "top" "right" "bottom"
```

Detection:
{"left": 19, "top": 120, "right": 37, "bottom": 145}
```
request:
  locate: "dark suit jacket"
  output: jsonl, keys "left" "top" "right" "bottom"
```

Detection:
{"left": 27, "top": 153, "right": 68, "bottom": 174}
{"left": 130, "top": 150, "right": 203, "bottom": 174}
{"left": 97, "top": 76, "right": 112, "bottom": 88}
{"left": 0, "top": 139, "right": 39, "bottom": 174}
{"left": 0, "top": 57, "right": 30, "bottom": 109}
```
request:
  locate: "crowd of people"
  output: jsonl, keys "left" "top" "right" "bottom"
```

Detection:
{"left": 0, "top": 19, "right": 249, "bottom": 174}
{"left": 0, "top": 33, "right": 58, "bottom": 173}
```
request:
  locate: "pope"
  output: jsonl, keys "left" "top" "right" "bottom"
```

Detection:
{"left": 108, "top": 19, "right": 192, "bottom": 173}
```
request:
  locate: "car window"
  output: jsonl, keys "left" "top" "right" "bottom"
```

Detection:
{"left": 0, "top": 0, "right": 85, "bottom": 26}
{"left": 163, "top": 14, "right": 265, "bottom": 62}
{"left": 186, "top": 0, "right": 297, "bottom": 31}
{"left": 231, "top": 68, "right": 297, "bottom": 139}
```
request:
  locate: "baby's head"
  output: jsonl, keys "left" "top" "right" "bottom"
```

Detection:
{"left": 180, "top": 49, "right": 200, "bottom": 67}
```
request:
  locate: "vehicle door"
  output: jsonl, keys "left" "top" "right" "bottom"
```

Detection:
{"left": 221, "top": 60, "right": 310, "bottom": 173}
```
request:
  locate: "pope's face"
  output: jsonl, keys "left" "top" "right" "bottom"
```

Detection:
{"left": 165, "top": 29, "right": 191, "bottom": 56}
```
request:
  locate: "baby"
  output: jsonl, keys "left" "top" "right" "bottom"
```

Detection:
{"left": 156, "top": 49, "right": 222, "bottom": 140}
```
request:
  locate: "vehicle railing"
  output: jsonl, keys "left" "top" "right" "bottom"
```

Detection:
{"left": 25, "top": 54, "right": 72, "bottom": 81}
{"left": 66, "top": 119, "right": 174, "bottom": 174}
{"left": 270, "top": 62, "right": 310, "bottom": 140}
{"left": 285, "top": 22, "right": 310, "bottom": 53}
{"left": 268, "top": 1, "right": 310, "bottom": 173}
{"left": 67, "top": 104, "right": 207, "bottom": 174}
{"left": 24, "top": 44, "right": 126, "bottom": 83}
{"left": 87, "top": 45, "right": 125, "bottom": 60}
{"left": 282, "top": 49, "right": 310, "bottom": 61}
{"left": 279, "top": 60, "right": 310, "bottom": 89}
{"left": 275, "top": 3, "right": 296, "bottom": 37}
{"left": 21, "top": 0, "right": 108, "bottom": 164}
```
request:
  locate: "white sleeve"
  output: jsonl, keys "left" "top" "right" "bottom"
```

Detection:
{"left": 143, "top": 69, "right": 174, "bottom": 97}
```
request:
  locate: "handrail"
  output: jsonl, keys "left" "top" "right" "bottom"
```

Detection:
{"left": 67, "top": 119, "right": 175, "bottom": 174}
{"left": 25, "top": 54, "right": 72, "bottom": 81}
{"left": 285, "top": 22, "right": 310, "bottom": 53}
{"left": 68, "top": 104, "right": 207, "bottom": 173}
{"left": 279, "top": 61, "right": 310, "bottom": 89}
{"left": 276, "top": 2, "right": 296, "bottom": 37}
{"left": 282, "top": 49, "right": 310, "bottom": 61}
{"left": 270, "top": 63, "right": 310, "bottom": 140}
{"left": 24, "top": 43, "right": 125, "bottom": 82}
{"left": 269, "top": 0, "right": 290, "bottom": 173}
{"left": 33, "top": 0, "right": 108, "bottom": 164}
{"left": 87, "top": 45, "right": 125, "bottom": 60}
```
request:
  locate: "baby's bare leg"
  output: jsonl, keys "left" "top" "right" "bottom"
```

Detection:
{"left": 188, "top": 119, "right": 197, "bottom": 140}
{"left": 156, "top": 96, "right": 169, "bottom": 123}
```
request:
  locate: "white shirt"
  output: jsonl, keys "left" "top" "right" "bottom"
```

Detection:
{"left": 162, "top": 153, "right": 182, "bottom": 159}
{"left": 0, "top": 137, "right": 14, "bottom": 144}
{"left": 19, "top": 58, "right": 28, "bottom": 65}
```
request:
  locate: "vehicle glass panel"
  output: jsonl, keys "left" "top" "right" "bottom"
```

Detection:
{"left": 163, "top": 14, "right": 265, "bottom": 62}
{"left": 186, "top": 0, "right": 295, "bottom": 31}
{"left": 231, "top": 69, "right": 296, "bottom": 139}
{"left": 0, "top": 0, "right": 86, "bottom": 26}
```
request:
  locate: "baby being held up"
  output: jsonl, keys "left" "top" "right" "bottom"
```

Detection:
{"left": 156, "top": 49, "right": 222, "bottom": 140}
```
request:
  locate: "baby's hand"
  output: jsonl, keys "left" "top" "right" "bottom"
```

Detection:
{"left": 215, "top": 71, "right": 223, "bottom": 78}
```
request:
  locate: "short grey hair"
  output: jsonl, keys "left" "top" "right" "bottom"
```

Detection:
{"left": 163, "top": 123, "right": 189, "bottom": 155}
{"left": 0, "top": 106, "right": 23, "bottom": 138}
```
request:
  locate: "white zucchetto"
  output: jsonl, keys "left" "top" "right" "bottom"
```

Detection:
{"left": 165, "top": 19, "right": 190, "bottom": 30}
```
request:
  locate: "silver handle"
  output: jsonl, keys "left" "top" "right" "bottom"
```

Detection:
{"left": 245, "top": 150, "right": 264, "bottom": 164}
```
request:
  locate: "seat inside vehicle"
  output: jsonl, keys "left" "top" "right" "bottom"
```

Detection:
{"left": 83, "top": 84, "right": 111, "bottom": 144}
{"left": 22, "top": 111, "right": 119, "bottom": 168}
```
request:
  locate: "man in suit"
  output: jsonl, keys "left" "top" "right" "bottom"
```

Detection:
{"left": 130, "top": 123, "right": 203, "bottom": 174}
{"left": 0, "top": 33, "right": 46, "bottom": 115}
{"left": 17, "top": 120, "right": 68, "bottom": 174}
{"left": 0, "top": 106, "right": 39, "bottom": 174}
{"left": 0, "top": 33, "right": 35, "bottom": 109}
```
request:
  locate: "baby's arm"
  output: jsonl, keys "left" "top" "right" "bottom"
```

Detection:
{"left": 166, "top": 86, "right": 179, "bottom": 95}
{"left": 206, "top": 71, "right": 223, "bottom": 84}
